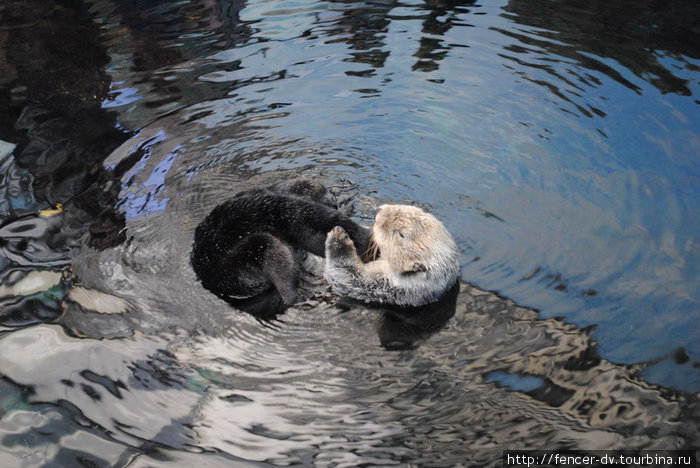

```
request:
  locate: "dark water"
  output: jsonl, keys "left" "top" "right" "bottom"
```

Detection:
{"left": 0, "top": 0, "right": 698, "bottom": 466}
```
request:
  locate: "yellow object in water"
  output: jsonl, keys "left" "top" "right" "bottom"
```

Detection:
{"left": 40, "top": 203, "right": 63, "bottom": 217}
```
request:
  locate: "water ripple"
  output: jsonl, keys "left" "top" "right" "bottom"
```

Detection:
{"left": 0, "top": 0, "right": 698, "bottom": 464}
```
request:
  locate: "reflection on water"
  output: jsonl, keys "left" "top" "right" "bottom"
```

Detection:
{"left": 502, "top": 0, "right": 698, "bottom": 97}
{"left": 0, "top": 0, "right": 698, "bottom": 465}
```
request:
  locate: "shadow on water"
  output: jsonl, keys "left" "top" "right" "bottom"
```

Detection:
{"left": 501, "top": 0, "right": 699, "bottom": 97}
{"left": 0, "top": 0, "right": 698, "bottom": 466}
{"left": 373, "top": 280, "right": 460, "bottom": 351}
{"left": 0, "top": 1, "right": 128, "bottom": 217}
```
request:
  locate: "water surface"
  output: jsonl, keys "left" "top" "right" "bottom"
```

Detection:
{"left": 0, "top": 0, "right": 698, "bottom": 465}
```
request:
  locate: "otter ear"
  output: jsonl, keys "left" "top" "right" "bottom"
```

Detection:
{"left": 411, "top": 262, "right": 427, "bottom": 272}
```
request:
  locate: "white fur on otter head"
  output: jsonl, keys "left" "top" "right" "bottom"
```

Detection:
{"left": 324, "top": 204, "right": 460, "bottom": 307}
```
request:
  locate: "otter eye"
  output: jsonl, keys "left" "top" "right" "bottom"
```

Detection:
{"left": 397, "top": 232, "right": 404, "bottom": 239}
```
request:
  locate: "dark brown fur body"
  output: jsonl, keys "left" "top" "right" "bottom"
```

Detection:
{"left": 191, "top": 179, "right": 369, "bottom": 309}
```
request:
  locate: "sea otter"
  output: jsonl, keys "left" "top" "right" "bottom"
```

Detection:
{"left": 191, "top": 179, "right": 370, "bottom": 306}
{"left": 325, "top": 204, "right": 460, "bottom": 307}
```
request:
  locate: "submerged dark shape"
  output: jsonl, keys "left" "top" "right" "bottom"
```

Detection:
{"left": 374, "top": 280, "right": 460, "bottom": 350}
{"left": 191, "top": 179, "right": 370, "bottom": 314}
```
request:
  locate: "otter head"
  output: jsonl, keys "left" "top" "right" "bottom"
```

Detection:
{"left": 371, "top": 204, "right": 454, "bottom": 274}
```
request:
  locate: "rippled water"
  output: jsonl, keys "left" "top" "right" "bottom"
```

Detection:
{"left": 0, "top": 0, "right": 698, "bottom": 465}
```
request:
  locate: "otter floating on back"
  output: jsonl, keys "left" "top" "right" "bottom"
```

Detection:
{"left": 325, "top": 204, "right": 460, "bottom": 307}
{"left": 191, "top": 179, "right": 370, "bottom": 307}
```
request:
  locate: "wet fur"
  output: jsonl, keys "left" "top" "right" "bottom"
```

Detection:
{"left": 191, "top": 179, "right": 370, "bottom": 306}
{"left": 325, "top": 204, "right": 459, "bottom": 307}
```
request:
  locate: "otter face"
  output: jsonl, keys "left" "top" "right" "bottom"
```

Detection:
{"left": 372, "top": 204, "right": 444, "bottom": 274}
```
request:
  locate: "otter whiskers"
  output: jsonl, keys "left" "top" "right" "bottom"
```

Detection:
{"left": 363, "top": 233, "right": 380, "bottom": 262}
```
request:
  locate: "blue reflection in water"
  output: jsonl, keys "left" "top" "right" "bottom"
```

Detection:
{"left": 486, "top": 371, "right": 545, "bottom": 393}
{"left": 115, "top": 132, "right": 186, "bottom": 219}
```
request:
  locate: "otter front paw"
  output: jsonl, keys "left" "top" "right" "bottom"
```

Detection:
{"left": 325, "top": 226, "right": 356, "bottom": 259}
